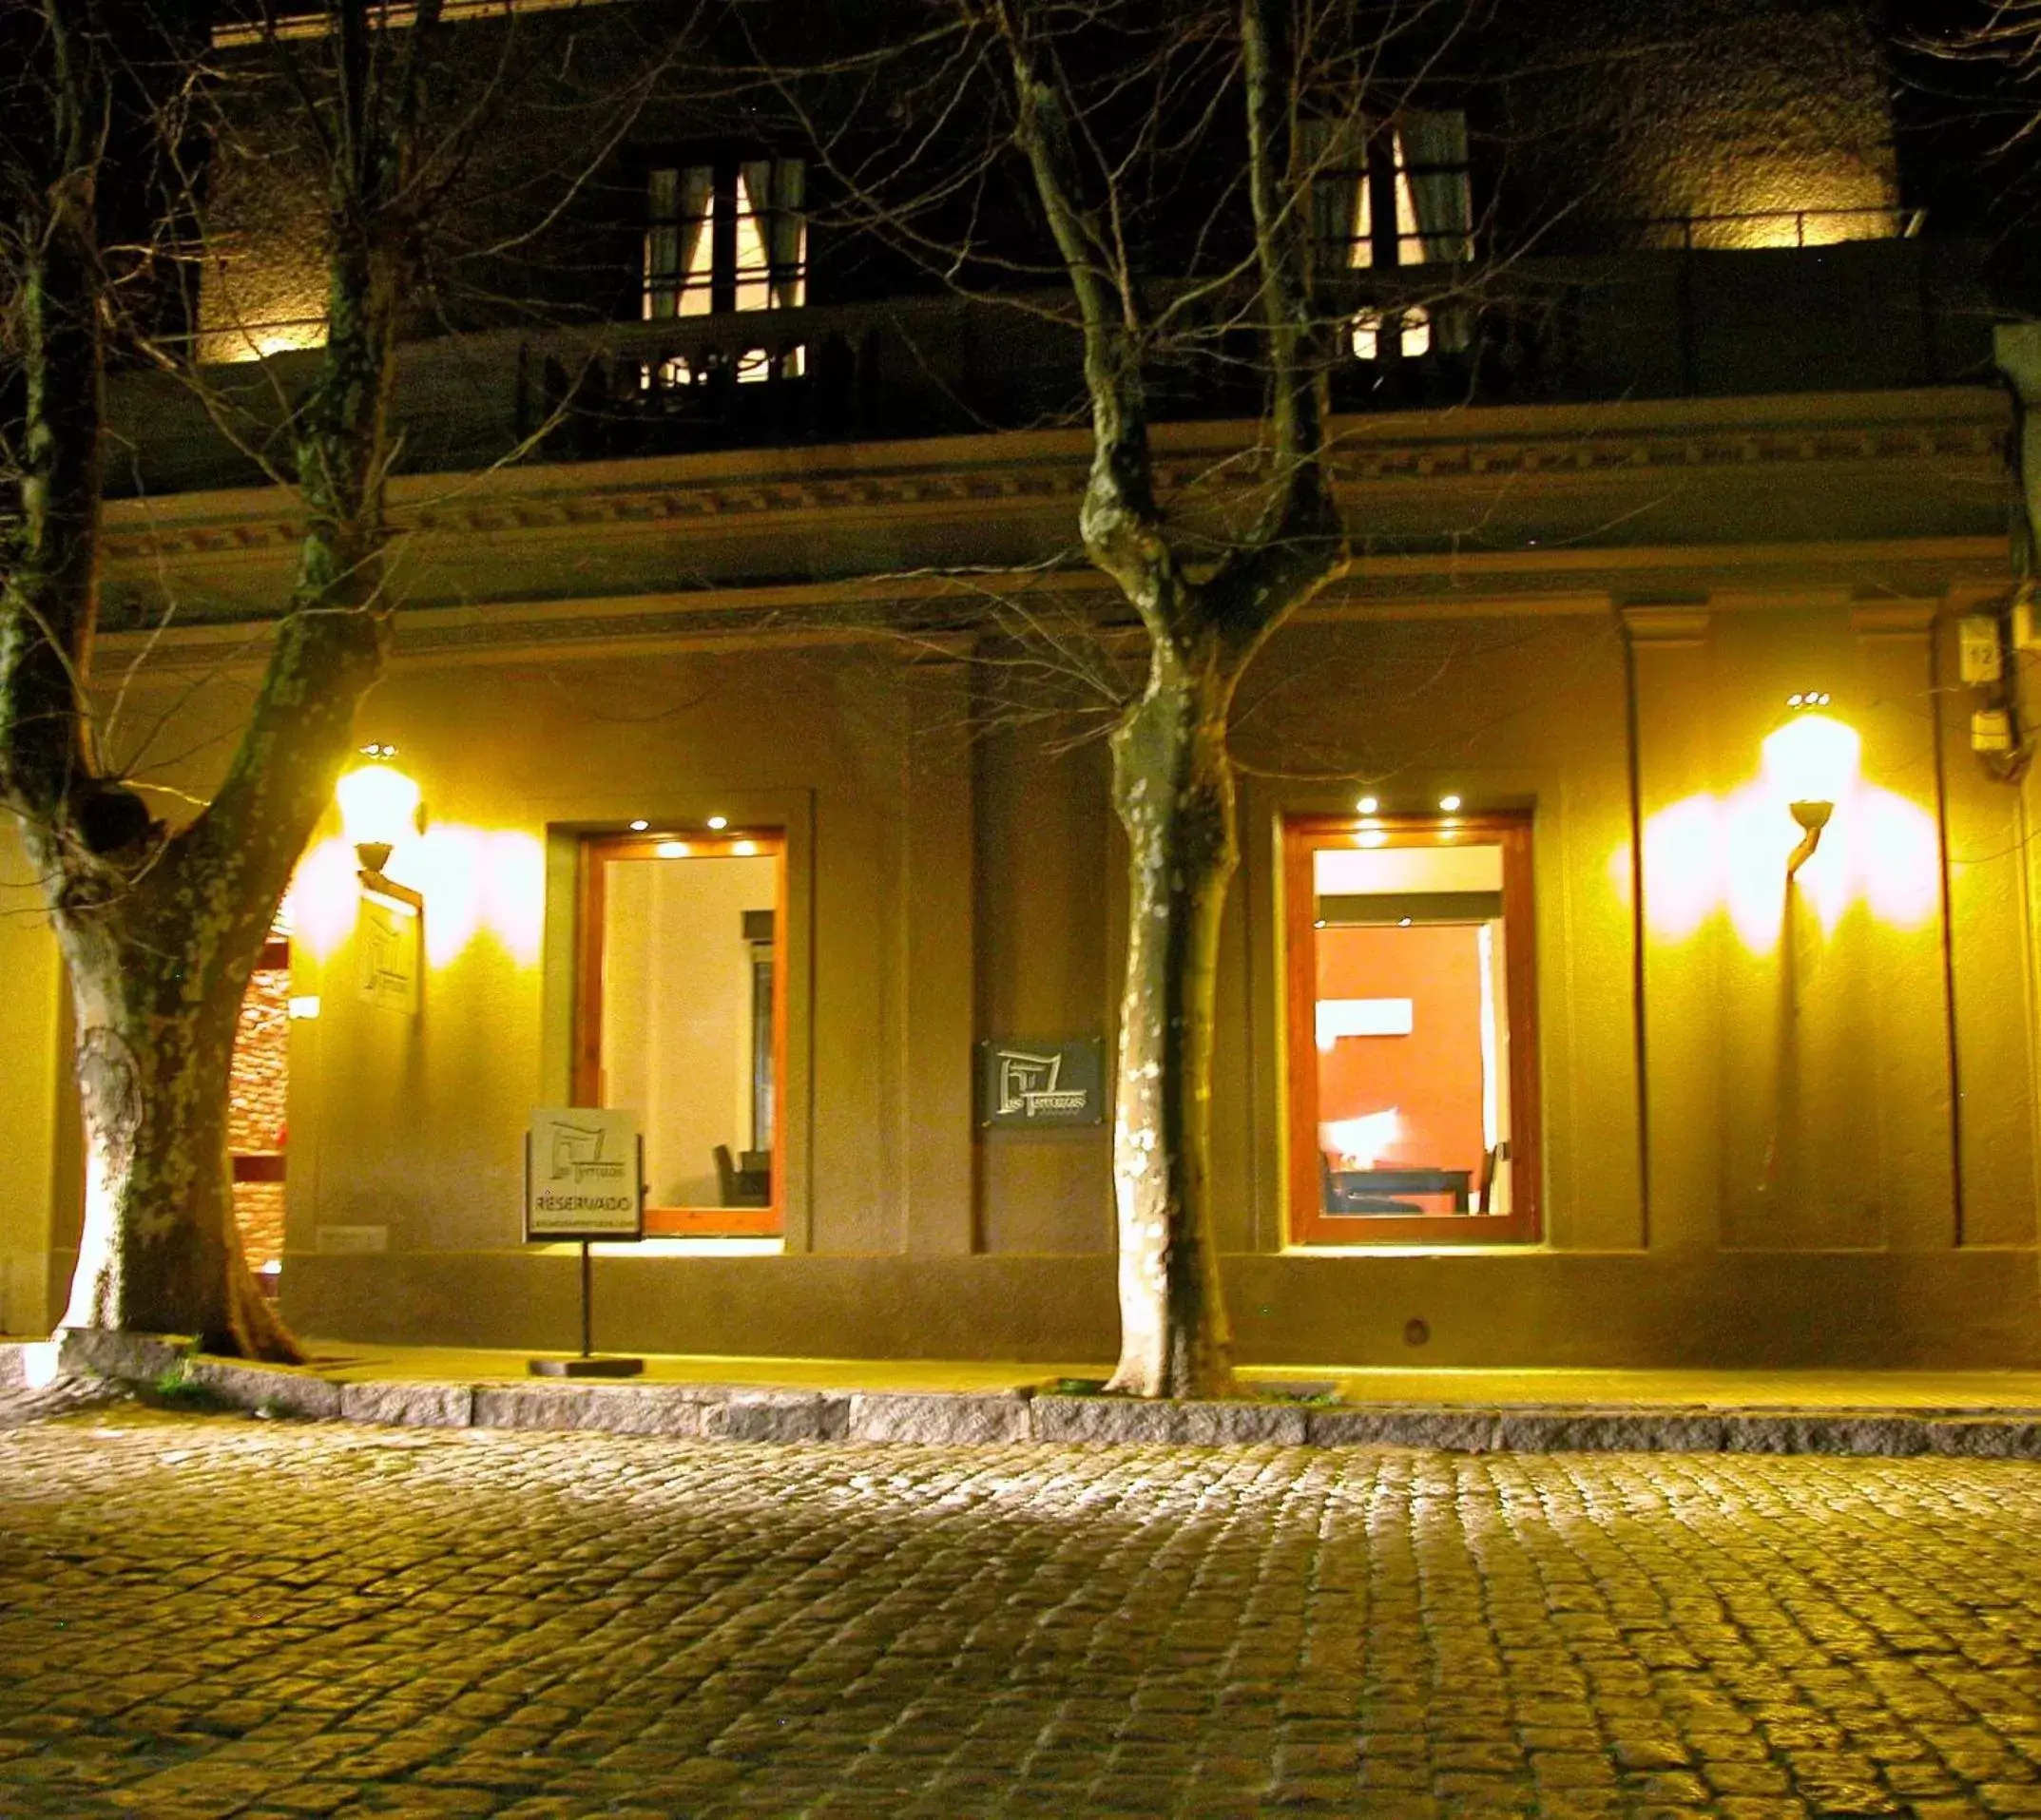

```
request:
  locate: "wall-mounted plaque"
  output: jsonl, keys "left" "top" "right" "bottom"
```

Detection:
{"left": 356, "top": 879, "right": 421, "bottom": 1015}
{"left": 977, "top": 1037, "right": 1106, "bottom": 1128}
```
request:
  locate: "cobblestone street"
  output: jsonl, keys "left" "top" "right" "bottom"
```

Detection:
{"left": 3, "top": 1408, "right": 2041, "bottom": 1817}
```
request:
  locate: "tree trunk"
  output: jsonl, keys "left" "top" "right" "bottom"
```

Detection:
{"left": 1104, "top": 642, "right": 1240, "bottom": 1399}
{"left": 52, "top": 907, "right": 298, "bottom": 1361}
{"left": 1, "top": 0, "right": 436, "bottom": 1366}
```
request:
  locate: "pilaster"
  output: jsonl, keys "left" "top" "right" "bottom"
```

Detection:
{"left": 900, "top": 653, "right": 977, "bottom": 1255}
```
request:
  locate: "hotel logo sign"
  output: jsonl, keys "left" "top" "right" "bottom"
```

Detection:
{"left": 977, "top": 1038, "right": 1106, "bottom": 1128}
{"left": 524, "top": 1108, "right": 645, "bottom": 1240}
{"left": 356, "top": 886, "right": 420, "bottom": 1016}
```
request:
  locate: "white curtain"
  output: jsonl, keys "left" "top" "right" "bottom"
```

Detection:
{"left": 769, "top": 158, "right": 806, "bottom": 310}
{"left": 739, "top": 158, "right": 807, "bottom": 315}
{"left": 645, "top": 165, "right": 713, "bottom": 318}
{"left": 1298, "top": 115, "right": 1370, "bottom": 272}
{"left": 1399, "top": 112, "right": 1473, "bottom": 264}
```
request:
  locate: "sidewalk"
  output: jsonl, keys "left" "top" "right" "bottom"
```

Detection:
{"left": 262, "top": 1344, "right": 2041, "bottom": 1410}
{"left": 10, "top": 1332, "right": 2041, "bottom": 1456}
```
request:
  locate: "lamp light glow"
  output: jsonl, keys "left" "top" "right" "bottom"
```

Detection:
{"left": 656, "top": 839, "right": 691, "bottom": 858}
{"left": 1357, "top": 795, "right": 1379, "bottom": 814}
{"left": 1438, "top": 794, "right": 1462, "bottom": 813}
{"left": 1762, "top": 701, "right": 1858, "bottom": 879}
{"left": 706, "top": 814, "right": 728, "bottom": 831}
{"left": 336, "top": 752, "right": 421, "bottom": 874}
{"left": 628, "top": 819, "right": 649, "bottom": 832}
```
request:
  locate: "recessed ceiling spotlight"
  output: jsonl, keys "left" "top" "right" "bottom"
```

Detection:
{"left": 706, "top": 814, "right": 728, "bottom": 831}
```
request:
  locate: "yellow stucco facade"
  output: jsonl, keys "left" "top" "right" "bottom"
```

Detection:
{"left": 4, "top": 382, "right": 2035, "bottom": 1367}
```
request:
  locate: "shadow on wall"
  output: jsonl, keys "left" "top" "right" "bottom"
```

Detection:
{"left": 1616, "top": 765, "right": 1943, "bottom": 1252}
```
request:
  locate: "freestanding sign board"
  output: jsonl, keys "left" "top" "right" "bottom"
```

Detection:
{"left": 524, "top": 1107, "right": 645, "bottom": 1240}
{"left": 524, "top": 1109, "right": 645, "bottom": 1377}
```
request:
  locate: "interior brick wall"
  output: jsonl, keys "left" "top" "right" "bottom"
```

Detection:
{"left": 229, "top": 963, "right": 289, "bottom": 1274}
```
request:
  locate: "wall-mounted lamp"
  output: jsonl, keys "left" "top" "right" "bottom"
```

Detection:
{"left": 1762, "top": 695, "right": 1858, "bottom": 879}
{"left": 336, "top": 746, "right": 423, "bottom": 877}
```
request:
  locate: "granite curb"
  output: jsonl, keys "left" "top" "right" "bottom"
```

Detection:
{"left": 10, "top": 1337, "right": 2041, "bottom": 1457}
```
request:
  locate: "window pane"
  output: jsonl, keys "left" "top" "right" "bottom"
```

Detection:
{"left": 1394, "top": 112, "right": 1474, "bottom": 264}
{"left": 1310, "top": 840, "right": 1510, "bottom": 1217}
{"left": 645, "top": 158, "right": 803, "bottom": 318}
{"left": 598, "top": 847, "right": 779, "bottom": 1213}
{"left": 644, "top": 165, "right": 714, "bottom": 319}
{"left": 733, "top": 166, "right": 772, "bottom": 313}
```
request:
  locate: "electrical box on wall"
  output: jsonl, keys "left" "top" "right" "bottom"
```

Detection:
{"left": 1960, "top": 616, "right": 2005, "bottom": 683}
{"left": 2015, "top": 593, "right": 2041, "bottom": 652}
{"left": 1973, "top": 708, "right": 2015, "bottom": 753}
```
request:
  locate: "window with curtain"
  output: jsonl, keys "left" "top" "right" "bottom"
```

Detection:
{"left": 1302, "top": 110, "right": 1473, "bottom": 270}
{"left": 1300, "top": 110, "right": 1473, "bottom": 359}
{"left": 643, "top": 156, "right": 807, "bottom": 320}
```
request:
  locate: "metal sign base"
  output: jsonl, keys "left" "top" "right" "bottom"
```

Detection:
{"left": 526, "top": 1237, "right": 644, "bottom": 1378}
{"left": 529, "top": 1355, "right": 644, "bottom": 1378}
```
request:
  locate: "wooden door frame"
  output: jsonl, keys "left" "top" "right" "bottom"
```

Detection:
{"left": 1283, "top": 813, "right": 1541, "bottom": 1247}
{"left": 575, "top": 832, "right": 788, "bottom": 1236}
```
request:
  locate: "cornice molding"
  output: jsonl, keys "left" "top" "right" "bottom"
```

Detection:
{"left": 95, "top": 538, "right": 2014, "bottom": 675}
{"left": 98, "top": 396, "right": 2011, "bottom": 574}
{"left": 1850, "top": 602, "right": 1940, "bottom": 640}
{"left": 1620, "top": 605, "right": 1712, "bottom": 645}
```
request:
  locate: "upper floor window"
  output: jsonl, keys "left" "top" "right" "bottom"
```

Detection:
{"left": 644, "top": 156, "right": 806, "bottom": 319}
{"left": 1302, "top": 111, "right": 1473, "bottom": 273}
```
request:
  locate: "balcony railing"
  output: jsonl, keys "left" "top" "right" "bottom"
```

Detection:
{"left": 503, "top": 282, "right": 1605, "bottom": 469}
{"left": 1626, "top": 205, "right": 1927, "bottom": 252}
{"left": 101, "top": 237, "right": 1991, "bottom": 497}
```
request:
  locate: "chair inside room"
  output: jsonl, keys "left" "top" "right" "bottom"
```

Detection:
{"left": 714, "top": 1143, "right": 772, "bottom": 1208}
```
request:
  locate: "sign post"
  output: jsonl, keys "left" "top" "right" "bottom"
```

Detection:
{"left": 523, "top": 1108, "right": 645, "bottom": 1378}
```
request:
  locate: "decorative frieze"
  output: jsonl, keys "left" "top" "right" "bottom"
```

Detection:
{"left": 100, "top": 411, "right": 2007, "bottom": 571}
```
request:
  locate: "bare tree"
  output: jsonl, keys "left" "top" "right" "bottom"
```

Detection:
{"left": 0, "top": 0, "right": 470, "bottom": 1359}
{"left": 791, "top": 0, "right": 1476, "bottom": 1397}
{"left": 994, "top": 0, "right": 1347, "bottom": 1399}
{"left": 760, "top": 0, "right": 1511, "bottom": 1397}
